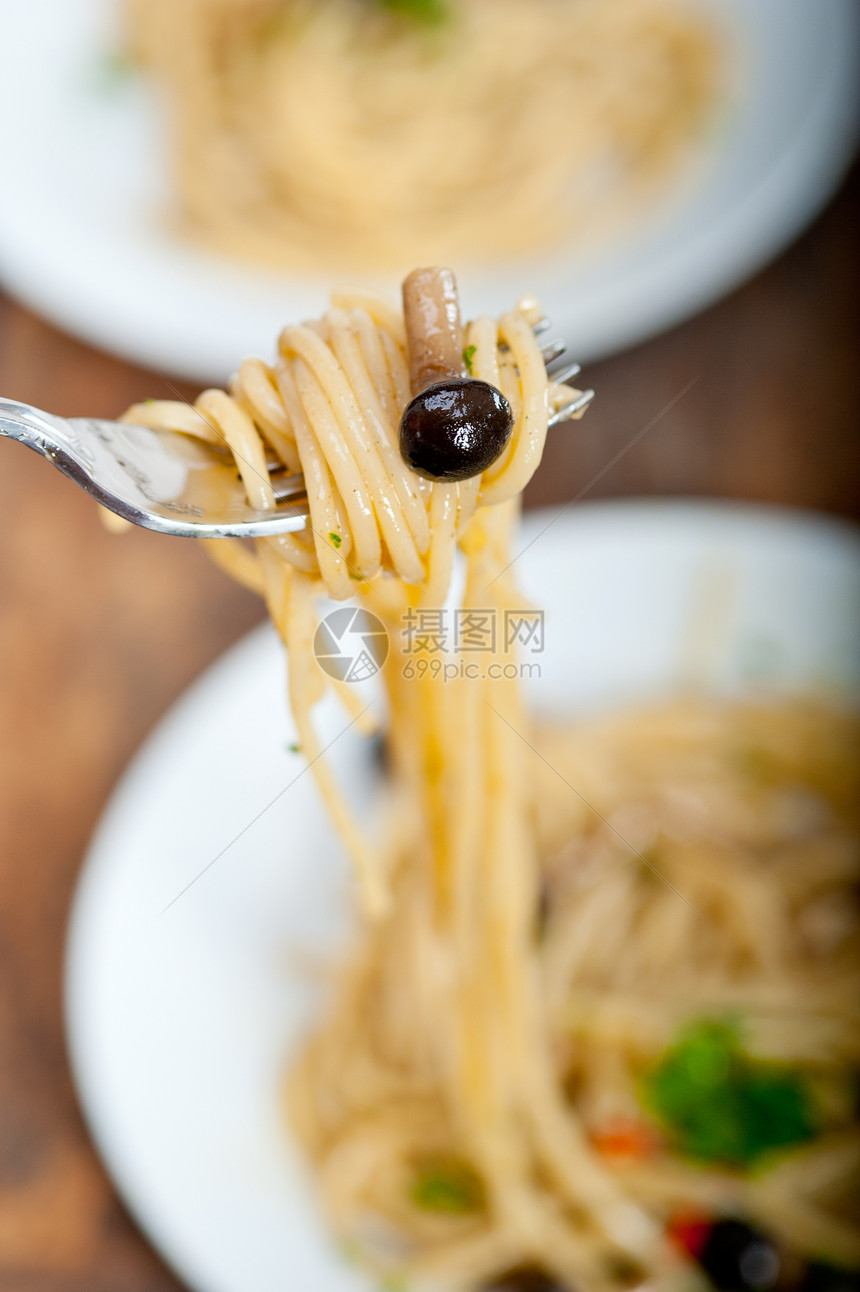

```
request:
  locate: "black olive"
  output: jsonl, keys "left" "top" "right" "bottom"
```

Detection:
{"left": 699, "top": 1220, "right": 782, "bottom": 1292}
{"left": 399, "top": 378, "right": 514, "bottom": 482}
{"left": 800, "top": 1264, "right": 860, "bottom": 1292}
{"left": 484, "top": 1266, "right": 569, "bottom": 1292}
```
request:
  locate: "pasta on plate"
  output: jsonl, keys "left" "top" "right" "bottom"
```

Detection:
{"left": 126, "top": 0, "right": 719, "bottom": 272}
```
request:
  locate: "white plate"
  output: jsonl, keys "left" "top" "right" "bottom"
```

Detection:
{"left": 65, "top": 500, "right": 860, "bottom": 1292}
{"left": 1, "top": 0, "right": 858, "bottom": 383}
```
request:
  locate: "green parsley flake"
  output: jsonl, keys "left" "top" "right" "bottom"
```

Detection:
{"left": 336, "top": 1239, "right": 362, "bottom": 1267}
{"left": 94, "top": 50, "right": 136, "bottom": 95}
{"left": 329, "top": 532, "right": 343, "bottom": 548}
{"left": 410, "top": 1157, "right": 484, "bottom": 1213}
{"left": 463, "top": 344, "right": 477, "bottom": 375}
{"left": 642, "top": 1018, "right": 816, "bottom": 1168}
{"left": 286, "top": 741, "right": 302, "bottom": 754}
{"left": 378, "top": 0, "right": 449, "bottom": 24}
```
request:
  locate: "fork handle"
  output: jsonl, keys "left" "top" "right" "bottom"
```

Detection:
{"left": 0, "top": 398, "right": 92, "bottom": 467}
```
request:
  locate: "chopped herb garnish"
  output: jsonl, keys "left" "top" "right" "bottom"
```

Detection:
{"left": 286, "top": 741, "right": 302, "bottom": 754}
{"left": 337, "top": 1239, "right": 362, "bottom": 1266}
{"left": 94, "top": 50, "right": 136, "bottom": 95}
{"left": 463, "top": 344, "right": 477, "bottom": 375}
{"left": 642, "top": 1019, "right": 816, "bottom": 1169}
{"left": 329, "top": 532, "right": 343, "bottom": 548}
{"left": 411, "top": 1157, "right": 484, "bottom": 1213}
{"left": 143, "top": 397, "right": 157, "bottom": 405}
{"left": 254, "top": 5, "right": 292, "bottom": 49}
{"left": 378, "top": 0, "right": 449, "bottom": 24}
{"left": 349, "top": 570, "right": 366, "bottom": 582}
{"left": 731, "top": 744, "right": 780, "bottom": 786}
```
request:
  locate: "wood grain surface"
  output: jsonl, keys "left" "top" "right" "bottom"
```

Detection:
{"left": 0, "top": 168, "right": 857, "bottom": 1290}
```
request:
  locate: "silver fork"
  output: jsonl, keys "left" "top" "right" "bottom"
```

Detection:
{"left": 0, "top": 331, "right": 593, "bottom": 539}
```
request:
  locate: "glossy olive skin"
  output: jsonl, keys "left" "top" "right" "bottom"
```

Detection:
{"left": 698, "top": 1220, "right": 781, "bottom": 1292}
{"left": 399, "top": 377, "right": 514, "bottom": 482}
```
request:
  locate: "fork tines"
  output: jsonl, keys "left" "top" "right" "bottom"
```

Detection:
{"left": 534, "top": 321, "right": 595, "bottom": 425}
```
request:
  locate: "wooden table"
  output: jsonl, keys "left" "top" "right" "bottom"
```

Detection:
{"left": 0, "top": 169, "right": 857, "bottom": 1290}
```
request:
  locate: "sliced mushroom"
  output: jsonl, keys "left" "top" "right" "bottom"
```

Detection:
{"left": 399, "top": 266, "right": 514, "bottom": 482}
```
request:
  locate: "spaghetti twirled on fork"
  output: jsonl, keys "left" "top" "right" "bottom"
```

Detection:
{"left": 123, "top": 280, "right": 859, "bottom": 1292}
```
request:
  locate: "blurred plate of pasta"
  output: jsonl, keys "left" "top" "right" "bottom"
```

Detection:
{"left": 0, "top": 0, "right": 858, "bottom": 382}
{"left": 65, "top": 500, "right": 860, "bottom": 1292}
